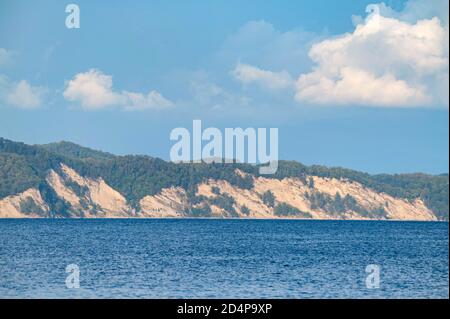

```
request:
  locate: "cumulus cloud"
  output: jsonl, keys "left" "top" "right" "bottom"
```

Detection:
{"left": 63, "top": 69, "right": 122, "bottom": 109}
{"left": 296, "top": 1, "right": 449, "bottom": 107}
{"left": 0, "top": 76, "right": 46, "bottom": 109}
{"left": 232, "top": 63, "right": 293, "bottom": 90}
{"left": 63, "top": 69, "right": 174, "bottom": 111}
{"left": 297, "top": 67, "right": 430, "bottom": 107}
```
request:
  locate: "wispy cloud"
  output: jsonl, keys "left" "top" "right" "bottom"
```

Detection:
{"left": 0, "top": 48, "right": 47, "bottom": 109}
{"left": 187, "top": 71, "right": 251, "bottom": 111}
{"left": 123, "top": 90, "right": 173, "bottom": 111}
{"left": 7, "top": 80, "right": 46, "bottom": 109}
{"left": 217, "top": 20, "right": 317, "bottom": 75}
{"left": 232, "top": 63, "right": 293, "bottom": 90}
{"left": 0, "top": 75, "right": 46, "bottom": 109}
{"left": 0, "top": 48, "right": 14, "bottom": 67}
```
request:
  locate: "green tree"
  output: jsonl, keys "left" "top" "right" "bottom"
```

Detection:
{"left": 241, "top": 205, "right": 250, "bottom": 215}
{"left": 274, "top": 203, "right": 312, "bottom": 218}
{"left": 262, "top": 190, "right": 276, "bottom": 207}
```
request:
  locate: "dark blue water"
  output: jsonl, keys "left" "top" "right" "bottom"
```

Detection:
{"left": 0, "top": 219, "right": 448, "bottom": 299}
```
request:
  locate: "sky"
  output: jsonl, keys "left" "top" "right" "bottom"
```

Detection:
{"left": 0, "top": 0, "right": 448, "bottom": 174}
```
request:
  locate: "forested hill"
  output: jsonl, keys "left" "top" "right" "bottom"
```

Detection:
{"left": 0, "top": 137, "right": 448, "bottom": 220}
{"left": 39, "top": 141, "right": 115, "bottom": 161}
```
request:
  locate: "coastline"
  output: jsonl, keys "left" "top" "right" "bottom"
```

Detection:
{"left": 0, "top": 216, "right": 447, "bottom": 222}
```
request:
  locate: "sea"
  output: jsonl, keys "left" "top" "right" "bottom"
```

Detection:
{"left": 0, "top": 219, "right": 448, "bottom": 298}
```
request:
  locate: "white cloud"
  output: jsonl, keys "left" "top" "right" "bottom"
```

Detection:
{"left": 0, "top": 76, "right": 46, "bottom": 109}
{"left": 232, "top": 63, "right": 293, "bottom": 90}
{"left": 63, "top": 69, "right": 174, "bottom": 111}
{"left": 296, "top": 1, "right": 449, "bottom": 108}
{"left": 63, "top": 69, "right": 123, "bottom": 109}
{"left": 222, "top": 2, "right": 448, "bottom": 109}
{"left": 297, "top": 67, "right": 430, "bottom": 107}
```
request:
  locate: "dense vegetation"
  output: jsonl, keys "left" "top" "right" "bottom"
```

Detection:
{"left": 261, "top": 190, "right": 276, "bottom": 208}
{"left": 39, "top": 141, "right": 115, "bottom": 162}
{"left": 0, "top": 137, "right": 448, "bottom": 220}
{"left": 240, "top": 205, "right": 250, "bottom": 216}
{"left": 273, "top": 203, "right": 312, "bottom": 218}
{"left": 0, "top": 138, "right": 253, "bottom": 208}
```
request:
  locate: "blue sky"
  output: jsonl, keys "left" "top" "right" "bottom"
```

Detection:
{"left": 0, "top": 0, "right": 448, "bottom": 174}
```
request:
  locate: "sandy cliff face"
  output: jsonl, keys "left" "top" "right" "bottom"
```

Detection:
{"left": 310, "top": 176, "right": 436, "bottom": 220}
{"left": 0, "top": 188, "right": 49, "bottom": 218}
{"left": 46, "top": 164, "right": 132, "bottom": 217}
{"left": 139, "top": 187, "right": 188, "bottom": 217}
{"left": 0, "top": 164, "right": 440, "bottom": 220}
{"left": 195, "top": 170, "right": 437, "bottom": 220}
{"left": 197, "top": 179, "right": 273, "bottom": 218}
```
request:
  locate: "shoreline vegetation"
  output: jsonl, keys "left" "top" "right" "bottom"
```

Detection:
{"left": 0, "top": 137, "right": 448, "bottom": 221}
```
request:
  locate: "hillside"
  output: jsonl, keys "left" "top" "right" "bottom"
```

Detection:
{"left": 39, "top": 141, "right": 115, "bottom": 162}
{"left": 0, "top": 137, "right": 448, "bottom": 220}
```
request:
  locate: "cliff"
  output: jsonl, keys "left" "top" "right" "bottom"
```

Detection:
{"left": 0, "top": 138, "right": 447, "bottom": 220}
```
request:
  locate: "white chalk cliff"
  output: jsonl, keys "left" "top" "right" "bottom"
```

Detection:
{"left": 0, "top": 164, "right": 438, "bottom": 221}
